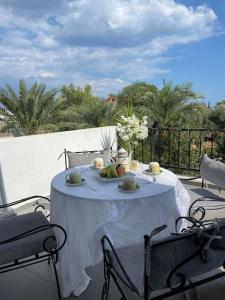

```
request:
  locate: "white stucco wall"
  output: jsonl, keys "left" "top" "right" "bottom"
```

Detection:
{"left": 0, "top": 126, "right": 117, "bottom": 204}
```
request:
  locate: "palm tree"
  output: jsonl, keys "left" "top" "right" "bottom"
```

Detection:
{"left": 79, "top": 98, "right": 116, "bottom": 128}
{"left": 141, "top": 81, "right": 203, "bottom": 128}
{"left": 0, "top": 80, "right": 61, "bottom": 135}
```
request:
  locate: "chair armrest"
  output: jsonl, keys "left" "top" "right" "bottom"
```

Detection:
{"left": 0, "top": 195, "right": 50, "bottom": 209}
{"left": 0, "top": 195, "right": 50, "bottom": 217}
{"left": 0, "top": 223, "right": 67, "bottom": 254}
{"left": 188, "top": 196, "right": 225, "bottom": 222}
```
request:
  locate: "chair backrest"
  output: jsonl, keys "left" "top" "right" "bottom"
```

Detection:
{"left": 148, "top": 219, "right": 225, "bottom": 291}
{"left": 64, "top": 148, "right": 112, "bottom": 169}
{"left": 200, "top": 154, "right": 225, "bottom": 188}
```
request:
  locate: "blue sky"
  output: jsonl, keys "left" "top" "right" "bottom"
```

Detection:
{"left": 0, "top": 0, "right": 224, "bottom": 104}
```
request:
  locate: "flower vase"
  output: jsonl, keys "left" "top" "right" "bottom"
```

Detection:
{"left": 127, "top": 151, "right": 133, "bottom": 170}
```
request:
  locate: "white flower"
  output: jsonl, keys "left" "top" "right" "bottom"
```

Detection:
{"left": 122, "top": 135, "right": 130, "bottom": 141}
{"left": 117, "top": 114, "right": 148, "bottom": 145}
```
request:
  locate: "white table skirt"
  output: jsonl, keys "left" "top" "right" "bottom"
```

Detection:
{"left": 50, "top": 164, "right": 191, "bottom": 297}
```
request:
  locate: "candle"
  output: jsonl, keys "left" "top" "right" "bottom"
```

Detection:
{"left": 94, "top": 158, "right": 104, "bottom": 169}
{"left": 149, "top": 162, "right": 160, "bottom": 174}
{"left": 130, "top": 160, "right": 140, "bottom": 171}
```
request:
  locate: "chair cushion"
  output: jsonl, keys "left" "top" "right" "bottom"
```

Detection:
{"left": 0, "top": 211, "right": 56, "bottom": 265}
{"left": 67, "top": 149, "right": 111, "bottom": 168}
{"left": 200, "top": 154, "right": 225, "bottom": 188}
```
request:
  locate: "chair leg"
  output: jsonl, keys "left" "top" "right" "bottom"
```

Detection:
{"left": 111, "top": 272, "right": 128, "bottom": 300}
{"left": 102, "top": 270, "right": 111, "bottom": 300}
{"left": 51, "top": 255, "right": 62, "bottom": 300}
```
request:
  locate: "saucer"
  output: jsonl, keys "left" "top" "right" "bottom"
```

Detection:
{"left": 143, "top": 169, "right": 162, "bottom": 175}
{"left": 65, "top": 178, "right": 86, "bottom": 186}
{"left": 118, "top": 184, "right": 140, "bottom": 193}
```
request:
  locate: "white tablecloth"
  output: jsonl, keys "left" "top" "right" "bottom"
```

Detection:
{"left": 50, "top": 164, "right": 191, "bottom": 297}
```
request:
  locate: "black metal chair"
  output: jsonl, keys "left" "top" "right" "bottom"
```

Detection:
{"left": 101, "top": 214, "right": 225, "bottom": 300}
{"left": 59, "top": 148, "right": 113, "bottom": 169}
{"left": 0, "top": 196, "right": 67, "bottom": 300}
{"left": 188, "top": 196, "right": 225, "bottom": 222}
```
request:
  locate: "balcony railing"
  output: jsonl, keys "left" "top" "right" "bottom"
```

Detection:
{"left": 133, "top": 128, "right": 225, "bottom": 174}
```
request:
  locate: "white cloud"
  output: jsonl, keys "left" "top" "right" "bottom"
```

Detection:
{"left": 0, "top": 0, "right": 220, "bottom": 95}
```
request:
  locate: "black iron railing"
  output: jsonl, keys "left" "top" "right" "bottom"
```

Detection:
{"left": 133, "top": 128, "right": 225, "bottom": 173}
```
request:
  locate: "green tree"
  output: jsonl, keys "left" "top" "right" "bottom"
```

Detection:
{"left": 117, "top": 82, "right": 157, "bottom": 111}
{"left": 61, "top": 84, "right": 94, "bottom": 107}
{"left": 0, "top": 80, "right": 61, "bottom": 135}
{"left": 79, "top": 98, "right": 116, "bottom": 128}
{"left": 208, "top": 100, "right": 225, "bottom": 129}
{"left": 141, "top": 81, "right": 203, "bottom": 127}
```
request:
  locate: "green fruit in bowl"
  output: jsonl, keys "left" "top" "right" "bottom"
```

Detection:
{"left": 99, "top": 163, "right": 126, "bottom": 178}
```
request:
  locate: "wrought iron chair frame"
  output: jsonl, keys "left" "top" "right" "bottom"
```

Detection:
{"left": 188, "top": 196, "right": 225, "bottom": 221}
{"left": 0, "top": 196, "right": 67, "bottom": 300}
{"left": 101, "top": 213, "right": 225, "bottom": 300}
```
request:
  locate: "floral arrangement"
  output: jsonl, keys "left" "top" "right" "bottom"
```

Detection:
{"left": 117, "top": 114, "right": 148, "bottom": 152}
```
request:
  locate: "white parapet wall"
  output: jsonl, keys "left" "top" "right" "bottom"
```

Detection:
{"left": 0, "top": 126, "right": 117, "bottom": 204}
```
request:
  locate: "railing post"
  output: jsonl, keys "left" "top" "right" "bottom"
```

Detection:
{"left": 158, "top": 128, "right": 161, "bottom": 164}
{"left": 199, "top": 130, "right": 203, "bottom": 167}
{"left": 188, "top": 129, "right": 191, "bottom": 169}
{"left": 149, "top": 128, "right": 152, "bottom": 162}
{"left": 211, "top": 131, "right": 214, "bottom": 157}
{"left": 178, "top": 129, "right": 181, "bottom": 168}
{"left": 168, "top": 129, "right": 171, "bottom": 166}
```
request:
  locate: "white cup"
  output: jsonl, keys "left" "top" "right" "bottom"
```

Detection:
{"left": 94, "top": 158, "right": 104, "bottom": 169}
{"left": 66, "top": 172, "right": 82, "bottom": 184}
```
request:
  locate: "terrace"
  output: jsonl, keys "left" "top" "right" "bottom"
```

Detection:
{"left": 1, "top": 126, "right": 225, "bottom": 300}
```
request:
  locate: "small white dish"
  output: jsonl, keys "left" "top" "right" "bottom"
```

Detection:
{"left": 118, "top": 184, "right": 140, "bottom": 193}
{"left": 143, "top": 169, "right": 162, "bottom": 176}
{"left": 65, "top": 178, "right": 86, "bottom": 186}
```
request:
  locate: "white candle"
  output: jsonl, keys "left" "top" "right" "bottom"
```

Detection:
{"left": 94, "top": 158, "right": 104, "bottom": 169}
{"left": 149, "top": 162, "right": 160, "bottom": 174}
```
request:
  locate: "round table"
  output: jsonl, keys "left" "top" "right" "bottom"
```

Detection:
{"left": 50, "top": 164, "right": 191, "bottom": 297}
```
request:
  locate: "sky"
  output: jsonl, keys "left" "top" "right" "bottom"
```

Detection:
{"left": 0, "top": 0, "right": 224, "bottom": 104}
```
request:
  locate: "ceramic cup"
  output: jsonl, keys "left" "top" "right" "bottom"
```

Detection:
{"left": 121, "top": 176, "right": 136, "bottom": 190}
{"left": 66, "top": 172, "right": 82, "bottom": 184}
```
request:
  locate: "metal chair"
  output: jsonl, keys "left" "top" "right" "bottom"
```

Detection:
{"left": 0, "top": 196, "right": 67, "bottom": 300}
{"left": 188, "top": 195, "right": 225, "bottom": 223}
{"left": 101, "top": 215, "right": 225, "bottom": 299}
{"left": 59, "top": 148, "right": 113, "bottom": 169}
{"left": 200, "top": 154, "right": 225, "bottom": 191}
